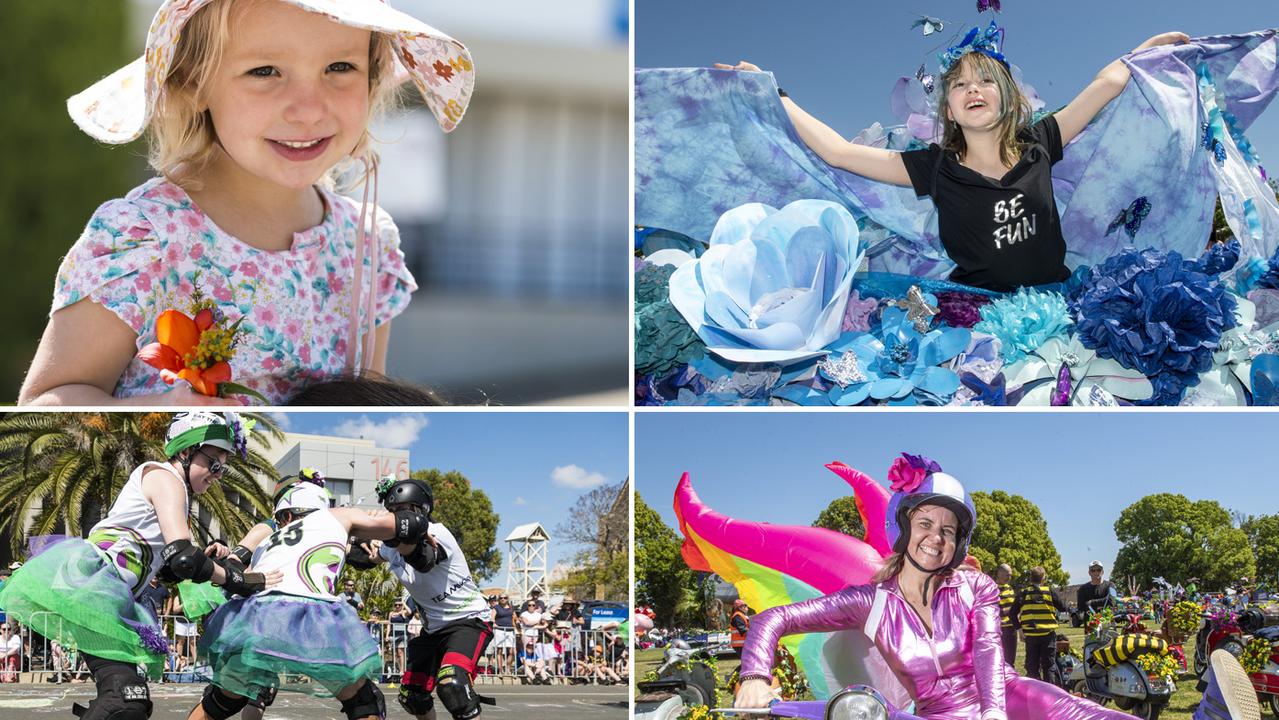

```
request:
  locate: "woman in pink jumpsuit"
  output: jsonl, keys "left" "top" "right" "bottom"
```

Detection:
{"left": 734, "top": 457, "right": 1137, "bottom": 720}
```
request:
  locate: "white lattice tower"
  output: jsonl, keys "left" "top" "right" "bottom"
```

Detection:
{"left": 504, "top": 522, "right": 550, "bottom": 600}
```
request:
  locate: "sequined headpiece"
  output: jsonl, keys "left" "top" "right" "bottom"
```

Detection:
{"left": 938, "top": 21, "right": 1008, "bottom": 73}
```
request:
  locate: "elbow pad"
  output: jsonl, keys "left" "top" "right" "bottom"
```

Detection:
{"left": 405, "top": 541, "right": 448, "bottom": 573}
{"left": 161, "top": 539, "right": 215, "bottom": 583}
{"left": 393, "top": 510, "right": 430, "bottom": 544}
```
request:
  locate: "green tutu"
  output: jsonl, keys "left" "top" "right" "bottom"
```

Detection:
{"left": 200, "top": 594, "right": 381, "bottom": 698}
{"left": 177, "top": 580, "right": 227, "bottom": 620}
{"left": 0, "top": 539, "right": 167, "bottom": 679}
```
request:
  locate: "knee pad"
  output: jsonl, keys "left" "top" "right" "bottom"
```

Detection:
{"left": 437, "top": 665, "right": 483, "bottom": 720}
{"left": 340, "top": 680, "right": 386, "bottom": 720}
{"left": 71, "top": 664, "right": 151, "bottom": 720}
{"left": 398, "top": 683, "right": 435, "bottom": 716}
{"left": 198, "top": 685, "right": 249, "bottom": 720}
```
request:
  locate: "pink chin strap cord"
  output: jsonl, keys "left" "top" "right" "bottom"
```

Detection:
{"left": 345, "top": 153, "right": 381, "bottom": 374}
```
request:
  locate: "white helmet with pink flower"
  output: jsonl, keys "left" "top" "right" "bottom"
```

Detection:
{"left": 883, "top": 453, "right": 977, "bottom": 574}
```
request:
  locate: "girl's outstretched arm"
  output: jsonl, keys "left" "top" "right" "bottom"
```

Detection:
{"left": 19, "top": 300, "right": 242, "bottom": 406}
{"left": 713, "top": 61, "right": 912, "bottom": 187}
{"left": 1054, "top": 32, "right": 1190, "bottom": 146}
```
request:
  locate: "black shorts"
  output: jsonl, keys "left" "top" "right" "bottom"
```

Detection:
{"left": 402, "top": 618, "right": 494, "bottom": 692}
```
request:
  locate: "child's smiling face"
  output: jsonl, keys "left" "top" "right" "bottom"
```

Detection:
{"left": 203, "top": 0, "right": 373, "bottom": 190}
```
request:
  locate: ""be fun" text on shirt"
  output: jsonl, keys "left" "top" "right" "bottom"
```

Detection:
{"left": 992, "top": 193, "right": 1037, "bottom": 250}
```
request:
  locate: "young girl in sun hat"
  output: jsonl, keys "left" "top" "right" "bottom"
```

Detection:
{"left": 20, "top": 0, "right": 475, "bottom": 406}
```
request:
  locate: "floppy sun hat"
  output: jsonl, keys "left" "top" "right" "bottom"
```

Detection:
{"left": 67, "top": 0, "right": 475, "bottom": 373}
{"left": 67, "top": 0, "right": 475, "bottom": 144}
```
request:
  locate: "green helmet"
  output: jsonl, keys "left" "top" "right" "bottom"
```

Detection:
{"left": 164, "top": 411, "right": 252, "bottom": 458}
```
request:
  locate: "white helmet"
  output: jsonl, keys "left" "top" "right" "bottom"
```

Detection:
{"left": 165, "top": 412, "right": 249, "bottom": 457}
{"left": 274, "top": 481, "right": 333, "bottom": 517}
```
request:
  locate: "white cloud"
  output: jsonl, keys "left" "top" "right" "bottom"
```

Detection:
{"left": 550, "top": 464, "right": 607, "bottom": 489}
{"left": 266, "top": 412, "right": 292, "bottom": 430}
{"left": 330, "top": 415, "right": 429, "bottom": 449}
{"left": 514, "top": 497, "right": 527, "bottom": 506}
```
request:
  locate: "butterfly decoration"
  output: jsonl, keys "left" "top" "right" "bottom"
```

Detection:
{"left": 960, "top": 371, "right": 1009, "bottom": 406}
{"left": 888, "top": 285, "right": 939, "bottom": 334}
{"left": 1201, "top": 121, "right": 1227, "bottom": 164}
{"left": 977, "top": 0, "right": 1001, "bottom": 12}
{"left": 916, "top": 64, "right": 935, "bottom": 95}
{"left": 910, "top": 16, "right": 945, "bottom": 35}
{"left": 1105, "top": 196, "right": 1152, "bottom": 240}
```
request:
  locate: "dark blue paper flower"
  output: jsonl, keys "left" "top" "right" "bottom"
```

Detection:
{"left": 1071, "top": 242, "right": 1239, "bottom": 405}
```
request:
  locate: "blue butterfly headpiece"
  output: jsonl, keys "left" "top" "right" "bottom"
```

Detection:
{"left": 938, "top": 21, "right": 1008, "bottom": 74}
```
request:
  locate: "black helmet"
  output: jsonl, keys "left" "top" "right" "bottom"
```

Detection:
{"left": 376, "top": 476, "right": 434, "bottom": 518}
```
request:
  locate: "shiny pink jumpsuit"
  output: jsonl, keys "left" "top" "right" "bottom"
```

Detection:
{"left": 741, "top": 570, "right": 1135, "bottom": 720}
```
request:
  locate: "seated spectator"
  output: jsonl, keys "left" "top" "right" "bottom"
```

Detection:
{"left": 519, "top": 640, "right": 550, "bottom": 684}
{"left": 590, "top": 644, "right": 621, "bottom": 685}
{"left": 1, "top": 622, "right": 21, "bottom": 682}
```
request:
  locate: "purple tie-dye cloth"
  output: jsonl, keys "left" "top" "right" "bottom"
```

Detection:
{"left": 635, "top": 30, "right": 1278, "bottom": 278}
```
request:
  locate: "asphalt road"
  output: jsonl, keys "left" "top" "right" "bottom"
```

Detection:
{"left": 0, "top": 683, "right": 629, "bottom": 719}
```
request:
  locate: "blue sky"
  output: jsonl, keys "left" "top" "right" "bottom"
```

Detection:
{"left": 635, "top": 411, "right": 1278, "bottom": 584}
{"left": 636, "top": 1, "right": 1278, "bottom": 164}
{"left": 272, "top": 412, "right": 629, "bottom": 581}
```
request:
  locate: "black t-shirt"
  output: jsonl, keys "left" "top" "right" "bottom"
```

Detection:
{"left": 901, "top": 116, "right": 1070, "bottom": 292}
{"left": 1076, "top": 581, "right": 1113, "bottom": 612}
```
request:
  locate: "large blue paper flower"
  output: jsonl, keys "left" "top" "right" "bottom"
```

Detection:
{"left": 668, "top": 200, "right": 865, "bottom": 364}
{"left": 1071, "top": 242, "right": 1239, "bottom": 405}
{"left": 818, "top": 307, "right": 970, "bottom": 405}
{"left": 972, "top": 288, "right": 1072, "bottom": 363}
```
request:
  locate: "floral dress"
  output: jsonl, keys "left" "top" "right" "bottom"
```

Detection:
{"left": 53, "top": 177, "right": 417, "bottom": 403}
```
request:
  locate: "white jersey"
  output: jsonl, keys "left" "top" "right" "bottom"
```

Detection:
{"left": 87, "top": 461, "right": 186, "bottom": 597}
{"left": 251, "top": 510, "right": 348, "bottom": 600}
{"left": 379, "top": 523, "right": 490, "bottom": 632}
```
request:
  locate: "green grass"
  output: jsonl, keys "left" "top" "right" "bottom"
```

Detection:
{"left": 636, "top": 628, "right": 1222, "bottom": 720}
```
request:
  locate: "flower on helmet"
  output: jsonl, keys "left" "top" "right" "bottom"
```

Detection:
{"left": 887, "top": 452, "right": 942, "bottom": 493}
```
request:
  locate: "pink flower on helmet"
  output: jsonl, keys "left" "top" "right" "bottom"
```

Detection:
{"left": 887, "top": 457, "right": 928, "bottom": 493}
{"left": 887, "top": 452, "right": 942, "bottom": 493}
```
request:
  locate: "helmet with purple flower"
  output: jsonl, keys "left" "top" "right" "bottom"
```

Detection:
{"left": 164, "top": 411, "right": 253, "bottom": 458}
{"left": 884, "top": 453, "right": 976, "bottom": 573}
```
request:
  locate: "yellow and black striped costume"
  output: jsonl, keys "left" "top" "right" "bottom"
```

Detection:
{"left": 1089, "top": 633, "right": 1169, "bottom": 667}
{"left": 998, "top": 583, "right": 1016, "bottom": 629}
{"left": 1016, "top": 584, "right": 1059, "bottom": 637}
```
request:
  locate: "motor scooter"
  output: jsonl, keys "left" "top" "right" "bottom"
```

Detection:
{"left": 1067, "top": 615, "right": 1174, "bottom": 720}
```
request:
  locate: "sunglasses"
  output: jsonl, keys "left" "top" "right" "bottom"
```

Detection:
{"left": 194, "top": 448, "right": 227, "bottom": 476}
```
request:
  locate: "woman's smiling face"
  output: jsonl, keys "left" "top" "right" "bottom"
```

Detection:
{"left": 907, "top": 503, "right": 958, "bottom": 571}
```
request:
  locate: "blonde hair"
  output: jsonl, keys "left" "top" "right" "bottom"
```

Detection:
{"left": 936, "top": 52, "right": 1033, "bottom": 169}
{"left": 149, "top": 0, "right": 402, "bottom": 189}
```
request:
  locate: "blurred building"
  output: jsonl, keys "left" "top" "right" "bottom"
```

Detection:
{"left": 125, "top": 0, "right": 630, "bottom": 403}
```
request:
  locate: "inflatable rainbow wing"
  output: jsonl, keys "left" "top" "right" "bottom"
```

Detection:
{"left": 674, "top": 469, "right": 907, "bottom": 703}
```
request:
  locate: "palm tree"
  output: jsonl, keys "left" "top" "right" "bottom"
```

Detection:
{"left": 0, "top": 412, "right": 286, "bottom": 559}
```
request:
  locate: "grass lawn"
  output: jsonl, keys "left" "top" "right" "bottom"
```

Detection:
{"left": 636, "top": 627, "right": 1225, "bottom": 720}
